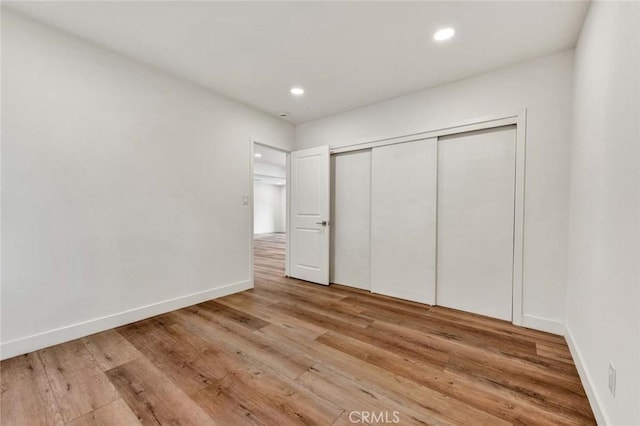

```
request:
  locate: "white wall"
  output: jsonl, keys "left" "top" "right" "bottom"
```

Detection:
{"left": 254, "top": 182, "right": 286, "bottom": 234}
{"left": 296, "top": 50, "right": 575, "bottom": 333}
{"left": 1, "top": 10, "right": 294, "bottom": 359}
{"left": 566, "top": 2, "right": 640, "bottom": 424}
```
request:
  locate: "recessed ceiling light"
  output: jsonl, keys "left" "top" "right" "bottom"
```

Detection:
{"left": 254, "top": 153, "right": 262, "bottom": 158}
{"left": 433, "top": 27, "right": 455, "bottom": 41}
{"left": 290, "top": 87, "right": 305, "bottom": 96}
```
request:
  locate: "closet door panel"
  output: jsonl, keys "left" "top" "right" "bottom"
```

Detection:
{"left": 330, "top": 150, "right": 371, "bottom": 290}
{"left": 436, "top": 126, "right": 516, "bottom": 320}
{"left": 371, "top": 139, "right": 437, "bottom": 304}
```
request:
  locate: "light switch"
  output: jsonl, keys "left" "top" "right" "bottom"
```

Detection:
{"left": 242, "top": 195, "right": 249, "bottom": 205}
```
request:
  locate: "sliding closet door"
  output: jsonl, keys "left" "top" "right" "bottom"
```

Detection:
{"left": 330, "top": 151, "right": 371, "bottom": 290}
{"left": 436, "top": 126, "right": 516, "bottom": 320}
{"left": 371, "top": 139, "right": 437, "bottom": 304}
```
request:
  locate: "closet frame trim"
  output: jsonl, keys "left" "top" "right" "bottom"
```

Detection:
{"left": 329, "top": 110, "right": 527, "bottom": 327}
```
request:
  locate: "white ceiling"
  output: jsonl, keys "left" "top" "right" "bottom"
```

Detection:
{"left": 7, "top": 1, "right": 589, "bottom": 123}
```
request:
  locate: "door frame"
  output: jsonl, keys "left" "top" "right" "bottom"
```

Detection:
{"left": 250, "top": 140, "right": 291, "bottom": 287}
{"left": 328, "top": 110, "right": 527, "bottom": 327}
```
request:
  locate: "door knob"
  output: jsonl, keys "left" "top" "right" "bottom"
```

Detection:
{"left": 315, "top": 221, "right": 328, "bottom": 226}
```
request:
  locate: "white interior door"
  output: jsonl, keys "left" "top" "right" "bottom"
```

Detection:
{"left": 436, "top": 125, "right": 516, "bottom": 320}
{"left": 371, "top": 138, "right": 438, "bottom": 304}
{"left": 330, "top": 150, "right": 371, "bottom": 290}
{"left": 289, "top": 146, "right": 330, "bottom": 285}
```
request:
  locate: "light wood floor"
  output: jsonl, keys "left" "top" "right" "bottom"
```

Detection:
{"left": 1, "top": 232, "right": 595, "bottom": 425}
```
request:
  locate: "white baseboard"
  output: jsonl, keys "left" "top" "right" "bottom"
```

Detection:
{"left": 0, "top": 280, "right": 252, "bottom": 361}
{"left": 520, "top": 313, "right": 565, "bottom": 335}
{"left": 564, "top": 324, "right": 609, "bottom": 425}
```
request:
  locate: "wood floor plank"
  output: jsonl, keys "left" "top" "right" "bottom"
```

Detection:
{"left": 216, "top": 291, "right": 328, "bottom": 339}
{"left": 38, "top": 340, "right": 120, "bottom": 423}
{"left": 221, "top": 288, "right": 280, "bottom": 307}
{"left": 38, "top": 339, "right": 96, "bottom": 373}
{"left": 171, "top": 305, "right": 314, "bottom": 380}
{"left": 349, "top": 297, "right": 540, "bottom": 358}
{"left": 254, "top": 274, "right": 346, "bottom": 302}
{"left": 198, "top": 300, "right": 271, "bottom": 331}
{"left": 297, "top": 363, "right": 448, "bottom": 426}
{"left": 105, "top": 357, "right": 215, "bottom": 425}
{"left": 116, "top": 317, "right": 224, "bottom": 396}
{"left": 82, "top": 330, "right": 141, "bottom": 371}
{"left": 194, "top": 362, "right": 343, "bottom": 425}
{"left": 249, "top": 284, "right": 370, "bottom": 326}
{"left": 369, "top": 319, "right": 583, "bottom": 384}
{"left": 337, "top": 289, "right": 567, "bottom": 348}
{"left": 273, "top": 301, "right": 451, "bottom": 368}
{"left": 66, "top": 399, "right": 141, "bottom": 426}
{"left": 0, "top": 353, "right": 64, "bottom": 426}
{"left": 369, "top": 321, "right": 584, "bottom": 393}
{"left": 536, "top": 342, "right": 575, "bottom": 363}
{"left": 190, "top": 385, "right": 267, "bottom": 425}
{"left": 445, "top": 355, "right": 593, "bottom": 423}
{"left": 42, "top": 362, "right": 120, "bottom": 422}
{"left": 429, "top": 306, "right": 568, "bottom": 347}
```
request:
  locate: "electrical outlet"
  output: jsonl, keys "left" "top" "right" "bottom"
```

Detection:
{"left": 608, "top": 363, "right": 616, "bottom": 397}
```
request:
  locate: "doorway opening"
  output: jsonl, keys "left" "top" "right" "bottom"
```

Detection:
{"left": 252, "top": 142, "right": 288, "bottom": 281}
